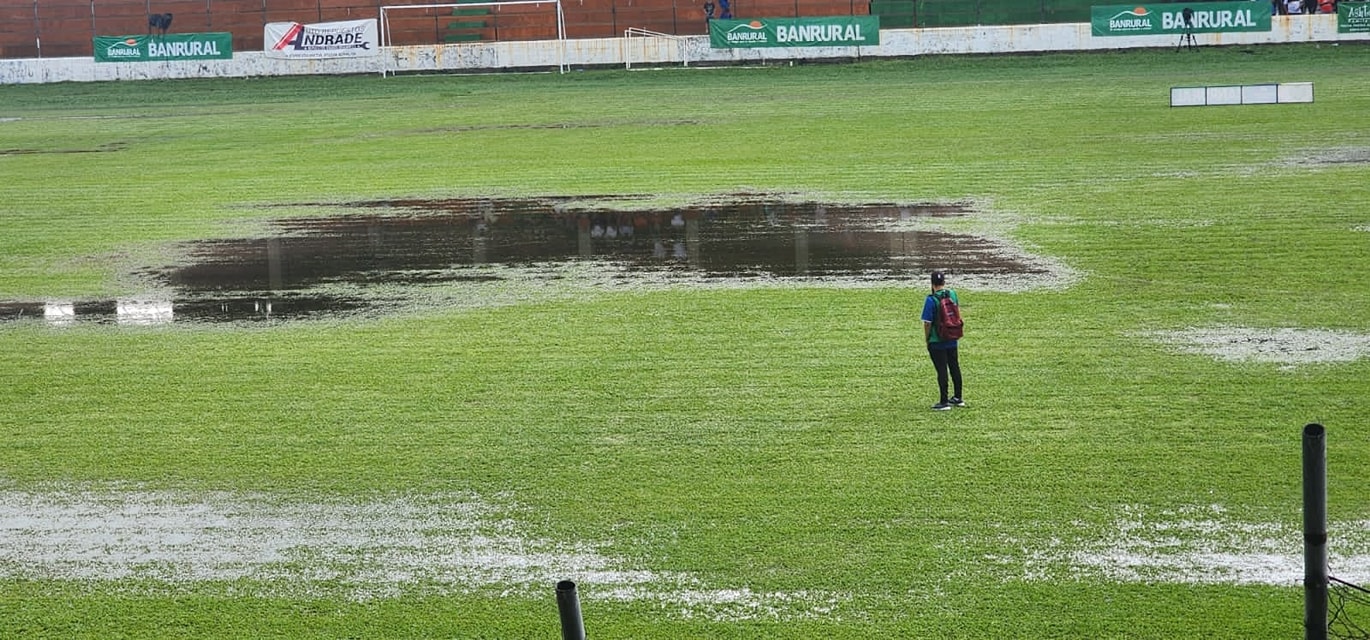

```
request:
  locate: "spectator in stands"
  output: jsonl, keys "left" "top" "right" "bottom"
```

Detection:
{"left": 1286, "top": 0, "right": 1305, "bottom": 14}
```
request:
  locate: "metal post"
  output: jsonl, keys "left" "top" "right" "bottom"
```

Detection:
{"left": 556, "top": 580, "right": 586, "bottom": 640}
{"left": 1303, "top": 423, "right": 1328, "bottom": 640}
{"left": 33, "top": 0, "right": 41, "bottom": 59}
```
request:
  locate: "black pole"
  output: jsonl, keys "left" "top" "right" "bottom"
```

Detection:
{"left": 556, "top": 580, "right": 586, "bottom": 640}
{"left": 1303, "top": 423, "right": 1328, "bottom": 640}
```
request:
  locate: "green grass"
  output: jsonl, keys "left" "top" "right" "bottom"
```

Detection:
{"left": 1, "top": 44, "right": 1369, "bottom": 638}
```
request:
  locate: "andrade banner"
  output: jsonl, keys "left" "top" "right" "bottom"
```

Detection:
{"left": 1091, "top": 3, "right": 1270, "bottom": 37}
{"left": 1339, "top": 2, "right": 1370, "bottom": 33}
{"left": 708, "top": 16, "right": 880, "bottom": 48}
{"left": 265, "top": 19, "right": 379, "bottom": 59}
{"left": 93, "top": 33, "right": 233, "bottom": 62}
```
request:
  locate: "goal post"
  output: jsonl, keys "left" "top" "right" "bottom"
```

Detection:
{"left": 378, "top": 0, "right": 567, "bottom": 76}
{"left": 1304, "top": 422, "right": 1370, "bottom": 640}
{"left": 623, "top": 28, "right": 690, "bottom": 70}
{"left": 1304, "top": 423, "right": 1328, "bottom": 640}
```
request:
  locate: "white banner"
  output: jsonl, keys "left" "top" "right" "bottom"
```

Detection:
{"left": 265, "top": 19, "right": 378, "bottom": 59}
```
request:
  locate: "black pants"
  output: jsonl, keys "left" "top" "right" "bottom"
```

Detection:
{"left": 928, "top": 346, "right": 962, "bottom": 403}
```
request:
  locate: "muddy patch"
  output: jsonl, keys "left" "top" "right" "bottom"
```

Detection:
{"left": 1276, "top": 146, "right": 1370, "bottom": 168}
{"left": 1, "top": 196, "right": 1075, "bottom": 325}
{"left": 413, "top": 118, "right": 703, "bottom": 134}
{"left": 0, "top": 142, "right": 126, "bottom": 155}
{"left": 1297, "top": 147, "right": 1370, "bottom": 166}
{"left": 1142, "top": 326, "right": 1370, "bottom": 367}
{"left": 0, "top": 484, "right": 842, "bottom": 619}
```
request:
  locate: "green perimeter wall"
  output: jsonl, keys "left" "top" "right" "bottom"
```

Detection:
{"left": 6, "top": 0, "right": 1218, "bottom": 60}
{"left": 873, "top": 0, "right": 1214, "bottom": 28}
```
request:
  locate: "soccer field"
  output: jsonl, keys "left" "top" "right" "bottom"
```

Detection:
{"left": 1, "top": 44, "right": 1369, "bottom": 638}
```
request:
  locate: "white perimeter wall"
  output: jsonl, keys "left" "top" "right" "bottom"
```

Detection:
{"left": 0, "top": 14, "right": 1361, "bottom": 84}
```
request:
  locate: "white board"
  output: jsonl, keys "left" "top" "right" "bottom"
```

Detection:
{"left": 1170, "top": 86, "right": 1207, "bottom": 107}
{"left": 1206, "top": 85, "right": 1243, "bottom": 106}
{"left": 1241, "top": 83, "right": 1278, "bottom": 104}
{"left": 1278, "top": 82, "right": 1314, "bottom": 103}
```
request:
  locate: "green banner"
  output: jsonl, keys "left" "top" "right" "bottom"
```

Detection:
{"left": 708, "top": 16, "right": 880, "bottom": 48}
{"left": 1091, "top": 3, "right": 1270, "bottom": 37}
{"left": 1340, "top": 2, "right": 1370, "bottom": 33}
{"left": 94, "top": 33, "right": 233, "bottom": 62}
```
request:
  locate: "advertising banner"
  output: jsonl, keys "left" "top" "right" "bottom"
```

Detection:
{"left": 1339, "top": 2, "right": 1370, "bottom": 33}
{"left": 708, "top": 16, "right": 880, "bottom": 48}
{"left": 93, "top": 33, "right": 233, "bottom": 62}
{"left": 1091, "top": 3, "right": 1271, "bottom": 37}
{"left": 265, "top": 19, "right": 379, "bottom": 59}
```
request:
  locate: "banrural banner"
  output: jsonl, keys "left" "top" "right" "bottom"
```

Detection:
{"left": 1091, "top": 3, "right": 1271, "bottom": 36}
{"left": 94, "top": 33, "right": 233, "bottom": 62}
{"left": 265, "top": 19, "right": 379, "bottom": 59}
{"left": 1339, "top": 2, "right": 1370, "bottom": 33}
{"left": 708, "top": 16, "right": 879, "bottom": 48}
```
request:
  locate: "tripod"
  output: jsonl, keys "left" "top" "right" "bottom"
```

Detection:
{"left": 1176, "top": 26, "right": 1197, "bottom": 51}
{"left": 1175, "top": 8, "right": 1196, "bottom": 51}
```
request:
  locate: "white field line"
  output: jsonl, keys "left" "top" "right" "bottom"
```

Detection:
{"left": 0, "top": 486, "right": 841, "bottom": 620}
{"left": 7, "top": 487, "right": 1367, "bottom": 608}
{"left": 1140, "top": 326, "right": 1370, "bottom": 367}
{"left": 1014, "top": 505, "right": 1370, "bottom": 586}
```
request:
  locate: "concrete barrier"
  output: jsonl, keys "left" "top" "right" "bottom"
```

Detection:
{"left": 0, "top": 14, "right": 1359, "bottom": 85}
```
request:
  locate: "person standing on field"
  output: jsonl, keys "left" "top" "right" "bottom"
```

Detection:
{"left": 922, "top": 271, "right": 964, "bottom": 411}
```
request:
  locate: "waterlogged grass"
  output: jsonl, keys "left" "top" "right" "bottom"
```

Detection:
{"left": 2, "top": 44, "right": 1369, "bottom": 638}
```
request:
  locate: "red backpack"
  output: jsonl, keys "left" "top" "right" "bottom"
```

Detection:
{"left": 934, "top": 290, "right": 963, "bottom": 341}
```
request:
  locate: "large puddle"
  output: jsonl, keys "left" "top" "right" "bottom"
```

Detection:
{"left": 2, "top": 197, "right": 1064, "bottom": 325}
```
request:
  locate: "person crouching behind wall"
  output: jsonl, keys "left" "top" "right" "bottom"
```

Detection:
{"left": 922, "top": 271, "right": 964, "bottom": 411}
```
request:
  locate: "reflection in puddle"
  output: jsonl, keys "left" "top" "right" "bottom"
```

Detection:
{"left": 0, "top": 297, "right": 366, "bottom": 326}
{"left": 164, "top": 198, "right": 1000, "bottom": 290}
{"left": 2, "top": 197, "right": 1056, "bottom": 325}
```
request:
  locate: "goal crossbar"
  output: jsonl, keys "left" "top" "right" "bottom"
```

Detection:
{"left": 379, "top": 0, "right": 567, "bottom": 76}
{"left": 623, "top": 28, "right": 689, "bottom": 69}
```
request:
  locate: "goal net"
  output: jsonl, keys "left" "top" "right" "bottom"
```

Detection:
{"left": 379, "top": 0, "right": 566, "bottom": 75}
{"left": 1330, "top": 576, "right": 1370, "bottom": 640}
{"left": 1305, "top": 423, "right": 1369, "bottom": 640}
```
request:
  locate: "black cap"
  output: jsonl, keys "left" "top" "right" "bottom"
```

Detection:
{"left": 930, "top": 271, "right": 946, "bottom": 286}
